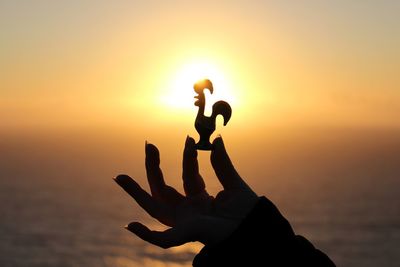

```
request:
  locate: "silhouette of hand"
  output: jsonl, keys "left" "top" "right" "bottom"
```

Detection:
{"left": 114, "top": 136, "right": 258, "bottom": 248}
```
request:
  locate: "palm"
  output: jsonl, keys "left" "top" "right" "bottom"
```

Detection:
{"left": 114, "top": 136, "right": 258, "bottom": 248}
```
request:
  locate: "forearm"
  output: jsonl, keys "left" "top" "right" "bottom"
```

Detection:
{"left": 193, "top": 197, "right": 335, "bottom": 267}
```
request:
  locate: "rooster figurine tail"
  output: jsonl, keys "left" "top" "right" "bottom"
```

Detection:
{"left": 211, "top": 100, "right": 232, "bottom": 126}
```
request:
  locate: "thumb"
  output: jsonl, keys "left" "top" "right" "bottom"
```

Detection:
{"left": 210, "top": 136, "right": 243, "bottom": 189}
{"left": 125, "top": 222, "right": 187, "bottom": 249}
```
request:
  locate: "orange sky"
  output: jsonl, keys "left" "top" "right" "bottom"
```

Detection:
{"left": 1, "top": 1, "right": 399, "bottom": 135}
{"left": 1, "top": 5, "right": 399, "bottom": 265}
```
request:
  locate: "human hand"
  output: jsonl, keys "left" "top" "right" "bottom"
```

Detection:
{"left": 114, "top": 136, "right": 258, "bottom": 248}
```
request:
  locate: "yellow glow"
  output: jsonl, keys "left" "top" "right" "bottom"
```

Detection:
{"left": 2, "top": 1, "right": 399, "bottom": 132}
{"left": 160, "top": 60, "right": 236, "bottom": 113}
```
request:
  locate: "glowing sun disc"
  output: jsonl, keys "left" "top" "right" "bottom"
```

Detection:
{"left": 161, "top": 61, "right": 235, "bottom": 110}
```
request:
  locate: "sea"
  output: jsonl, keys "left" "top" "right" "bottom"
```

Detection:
{"left": 0, "top": 127, "right": 399, "bottom": 267}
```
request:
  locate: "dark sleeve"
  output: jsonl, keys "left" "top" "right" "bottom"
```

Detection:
{"left": 193, "top": 197, "right": 335, "bottom": 267}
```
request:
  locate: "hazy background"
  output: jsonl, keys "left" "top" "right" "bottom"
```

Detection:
{"left": 1, "top": 1, "right": 399, "bottom": 266}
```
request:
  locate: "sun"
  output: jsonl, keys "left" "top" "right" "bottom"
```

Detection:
{"left": 160, "top": 60, "right": 235, "bottom": 112}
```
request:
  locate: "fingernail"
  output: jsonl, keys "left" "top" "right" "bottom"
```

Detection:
{"left": 213, "top": 136, "right": 221, "bottom": 144}
{"left": 114, "top": 175, "right": 122, "bottom": 183}
{"left": 114, "top": 174, "right": 129, "bottom": 184}
{"left": 128, "top": 222, "right": 142, "bottom": 232}
{"left": 145, "top": 141, "right": 153, "bottom": 156}
{"left": 125, "top": 222, "right": 140, "bottom": 233}
{"left": 185, "top": 138, "right": 197, "bottom": 158}
{"left": 184, "top": 135, "right": 191, "bottom": 145}
{"left": 185, "top": 135, "right": 192, "bottom": 148}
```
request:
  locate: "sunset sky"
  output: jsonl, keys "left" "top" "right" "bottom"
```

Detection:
{"left": 1, "top": 0, "right": 399, "bottom": 134}
{"left": 1, "top": 2, "right": 400, "bottom": 266}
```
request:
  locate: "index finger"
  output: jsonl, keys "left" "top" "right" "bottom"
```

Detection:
{"left": 114, "top": 175, "right": 175, "bottom": 226}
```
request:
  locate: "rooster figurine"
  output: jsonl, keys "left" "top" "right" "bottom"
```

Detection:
{"left": 193, "top": 79, "right": 232, "bottom": 150}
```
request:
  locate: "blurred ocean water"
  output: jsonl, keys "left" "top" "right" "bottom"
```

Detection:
{"left": 0, "top": 129, "right": 399, "bottom": 267}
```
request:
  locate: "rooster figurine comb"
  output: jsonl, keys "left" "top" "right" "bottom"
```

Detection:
{"left": 193, "top": 79, "right": 232, "bottom": 150}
